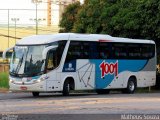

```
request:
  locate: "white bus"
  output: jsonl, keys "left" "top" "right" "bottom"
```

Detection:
{"left": 3, "top": 33, "right": 156, "bottom": 96}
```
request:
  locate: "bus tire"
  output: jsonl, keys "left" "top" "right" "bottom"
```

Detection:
{"left": 123, "top": 77, "right": 137, "bottom": 94}
{"left": 96, "top": 89, "right": 110, "bottom": 94}
{"left": 62, "top": 80, "right": 70, "bottom": 96}
{"left": 32, "top": 92, "right": 39, "bottom": 97}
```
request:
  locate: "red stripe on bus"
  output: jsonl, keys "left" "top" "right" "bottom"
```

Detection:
{"left": 99, "top": 39, "right": 112, "bottom": 42}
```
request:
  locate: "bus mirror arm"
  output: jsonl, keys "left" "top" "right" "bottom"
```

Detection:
{"left": 3, "top": 46, "right": 14, "bottom": 60}
{"left": 42, "top": 45, "right": 58, "bottom": 59}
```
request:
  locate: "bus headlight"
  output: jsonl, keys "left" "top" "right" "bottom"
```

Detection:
{"left": 33, "top": 79, "right": 41, "bottom": 83}
{"left": 10, "top": 79, "right": 14, "bottom": 83}
{"left": 40, "top": 76, "right": 49, "bottom": 81}
{"left": 36, "top": 79, "right": 40, "bottom": 83}
{"left": 34, "top": 76, "right": 47, "bottom": 83}
{"left": 39, "top": 77, "right": 46, "bottom": 81}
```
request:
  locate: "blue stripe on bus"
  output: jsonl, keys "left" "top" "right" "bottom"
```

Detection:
{"left": 90, "top": 59, "right": 148, "bottom": 89}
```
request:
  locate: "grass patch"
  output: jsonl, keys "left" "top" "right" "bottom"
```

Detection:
{"left": 0, "top": 72, "right": 9, "bottom": 88}
{"left": 136, "top": 87, "right": 150, "bottom": 93}
{"left": 136, "top": 87, "right": 160, "bottom": 93}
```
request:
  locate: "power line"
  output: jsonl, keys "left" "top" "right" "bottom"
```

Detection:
{"left": 0, "top": 28, "right": 34, "bottom": 34}
{"left": 0, "top": 26, "right": 59, "bottom": 34}
{"left": 0, "top": 33, "right": 21, "bottom": 39}
{"left": 0, "top": 9, "right": 58, "bottom": 11}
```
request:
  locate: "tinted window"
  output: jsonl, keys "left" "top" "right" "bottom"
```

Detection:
{"left": 66, "top": 41, "right": 99, "bottom": 61}
{"left": 99, "top": 42, "right": 111, "bottom": 59}
{"left": 66, "top": 41, "right": 82, "bottom": 61}
{"left": 141, "top": 44, "right": 155, "bottom": 58}
{"left": 66, "top": 41, "right": 155, "bottom": 61}
{"left": 128, "top": 44, "right": 141, "bottom": 58}
{"left": 57, "top": 41, "right": 67, "bottom": 64}
{"left": 82, "top": 42, "right": 90, "bottom": 59}
{"left": 90, "top": 42, "right": 99, "bottom": 59}
{"left": 113, "top": 43, "right": 127, "bottom": 59}
{"left": 47, "top": 41, "right": 67, "bottom": 70}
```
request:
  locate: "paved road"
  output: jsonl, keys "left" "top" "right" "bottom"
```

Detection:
{"left": 0, "top": 92, "right": 160, "bottom": 115}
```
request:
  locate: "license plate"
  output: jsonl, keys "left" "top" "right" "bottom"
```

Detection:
{"left": 20, "top": 86, "right": 27, "bottom": 90}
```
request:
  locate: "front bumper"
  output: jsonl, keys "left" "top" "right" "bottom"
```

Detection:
{"left": 9, "top": 80, "right": 47, "bottom": 92}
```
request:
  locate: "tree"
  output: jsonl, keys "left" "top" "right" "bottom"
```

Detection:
{"left": 107, "top": 0, "right": 143, "bottom": 38}
{"left": 137, "top": 0, "right": 160, "bottom": 45}
{"left": 59, "top": 2, "right": 80, "bottom": 32}
{"left": 73, "top": 0, "right": 118, "bottom": 33}
{"left": 73, "top": 0, "right": 142, "bottom": 38}
{"left": 60, "top": 0, "right": 160, "bottom": 46}
{"left": 59, "top": 2, "right": 81, "bottom": 32}
{"left": 60, "top": 0, "right": 160, "bottom": 63}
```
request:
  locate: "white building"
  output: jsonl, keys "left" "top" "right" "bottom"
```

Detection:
{"left": 0, "top": 0, "right": 80, "bottom": 52}
{"left": 0, "top": 0, "right": 80, "bottom": 27}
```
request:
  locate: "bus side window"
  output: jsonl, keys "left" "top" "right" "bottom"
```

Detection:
{"left": 56, "top": 41, "right": 67, "bottom": 65}
{"left": 113, "top": 43, "right": 127, "bottom": 59}
{"left": 47, "top": 50, "right": 54, "bottom": 70}
{"left": 82, "top": 42, "right": 90, "bottom": 59}
{"left": 47, "top": 49, "right": 60, "bottom": 71}
{"left": 90, "top": 42, "right": 99, "bottom": 59}
{"left": 66, "top": 41, "right": 82, "bottom": 62}
{"left": 128, "top": 44, "right": 141, "bottom": 59}
{"left": 99, "top": 42, "right": 111, "bottom": 59}
{"left": 66, "top": 41, "right": 99, "bottom": 61}
{"left": 141, "top": 44, "right": 155, "bottom": 58}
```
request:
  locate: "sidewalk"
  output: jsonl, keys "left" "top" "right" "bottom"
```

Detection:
{"left": 0, "top": 88, "right": 9, "bottom": 93}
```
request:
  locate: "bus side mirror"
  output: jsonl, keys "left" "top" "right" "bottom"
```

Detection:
{"left": 3, "top": 46, "right": 14, "bottom": 60}
{"left": 42, "top": 45, "right": 58, "bottom": 60}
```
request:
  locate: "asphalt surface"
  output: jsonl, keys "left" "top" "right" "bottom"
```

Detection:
{"left": 0, "top": 92, "right": 160, "bottom": 120}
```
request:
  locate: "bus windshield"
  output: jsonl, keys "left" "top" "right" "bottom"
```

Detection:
{"left": 10, "top": 45, "right": 46, "bottom": 77}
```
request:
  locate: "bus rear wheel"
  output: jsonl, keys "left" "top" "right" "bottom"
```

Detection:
{"left": 123, "top": 77, "right": 137, "bottom": 94}
{"left": 32, "top": 92, "right": 39, "bottom": 97}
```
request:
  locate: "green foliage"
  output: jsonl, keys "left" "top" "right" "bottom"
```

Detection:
{"left": 60, "top": 0, "right": 160, "bottom": 41}
{"left": 59, "top": 2, "right": 81, "bottom": 32}
{"left": 60, "top": 0, "right": 160, "bottom": 59}
{"left": 136, "top": 0, "right": 160, "bottom": 59}
{"left": 73, "top": 0, "right": 144, "bottom": 38}
{"left": 137, "top": 0, "right": 160, "bottom": 43}
{"left": 73, "top": 0, "right": 104, "bottom": 33}
{"left": 0, "top": 72, "right": 9, "bottom": 88}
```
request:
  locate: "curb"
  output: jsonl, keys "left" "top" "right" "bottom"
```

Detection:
{"left": 0, "top": 88, "right": 9, "bottom": 93}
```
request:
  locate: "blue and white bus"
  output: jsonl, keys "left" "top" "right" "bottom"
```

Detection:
{"left": 3, "top": 33, "right": 156, "bottom": 96}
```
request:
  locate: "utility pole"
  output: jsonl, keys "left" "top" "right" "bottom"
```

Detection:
{"left": 8, "top": 9, "right": 10, "bottom": 48}
{"left": 11, "top": 18, "right": 19, "bottom": 44}
{"left": 32, "top": 0, "right": 42, "bottom": 35}
{"left": 59, "top": 0, "right": 67, "bottom": 21}
{"left": 30, "top": 18, "right": 46, "bottom": 33}
{"left": 47, "top": 0, "right": 51, "bottom": 26}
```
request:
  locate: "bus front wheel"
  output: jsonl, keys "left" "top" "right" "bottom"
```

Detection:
{"left": 32, "top": 92, "right": 39, "bottom": 97}
{"left": 62, "top": 80, "right": 70, "bottom": 96}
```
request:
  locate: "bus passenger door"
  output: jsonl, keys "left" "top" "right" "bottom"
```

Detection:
{"left": 45, "top": 49, "right": 61, "bottom": 91}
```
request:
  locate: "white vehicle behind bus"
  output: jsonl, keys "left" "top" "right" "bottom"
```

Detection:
{"left": 3, "top": 33, "right": 156, "bottom": 96}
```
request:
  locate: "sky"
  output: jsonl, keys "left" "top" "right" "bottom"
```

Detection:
{"left": 0, "top": 0, "right": 84, "bottom": 9}
{"left": 0, "top": 0, "right": 84, "bottom": 26}
{"left": 0, "top": 0, "right": 37, "bottom": 9}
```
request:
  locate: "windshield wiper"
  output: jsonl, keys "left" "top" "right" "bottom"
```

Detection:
{"left": 15, "top": 54, "right": 24, "bottom": 75}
